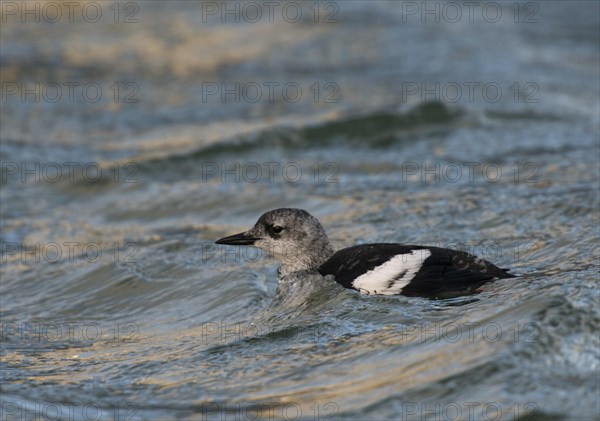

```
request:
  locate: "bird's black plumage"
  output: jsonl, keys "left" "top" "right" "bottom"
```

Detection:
{"left": 318, "top": 243, "right": 514, "bottom": 299}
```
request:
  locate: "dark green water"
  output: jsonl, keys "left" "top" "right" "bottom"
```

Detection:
{"left": 1, "top": 2, "right": 599, "bottom": 420}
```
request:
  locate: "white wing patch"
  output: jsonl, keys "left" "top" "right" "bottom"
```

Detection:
{"left": 352, "top": 249, "right": 431, "bottom": 295}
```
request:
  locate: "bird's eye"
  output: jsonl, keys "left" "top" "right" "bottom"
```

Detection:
{"left": 272, "top": 225, "right": 284, "bottom": 234}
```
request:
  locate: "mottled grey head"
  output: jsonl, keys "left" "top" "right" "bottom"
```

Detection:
{"left": 216, "top": 208, "right": 335, "bottom": 276}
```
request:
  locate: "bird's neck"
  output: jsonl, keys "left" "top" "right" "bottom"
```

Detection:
{"left": 277, "top": 239, "right": 335, "bottom": 277}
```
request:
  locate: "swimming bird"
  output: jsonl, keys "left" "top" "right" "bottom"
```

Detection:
{"left": 215, "top": 208, "right": 514, "bottom": 299}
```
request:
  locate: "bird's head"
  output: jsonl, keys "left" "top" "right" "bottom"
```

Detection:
{"left": 216, "top": 208, "right": 335, "bottom": 275}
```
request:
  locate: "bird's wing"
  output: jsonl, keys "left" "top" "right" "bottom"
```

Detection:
{"left": 318, "top": 244, "right": 431, "bottom": 294}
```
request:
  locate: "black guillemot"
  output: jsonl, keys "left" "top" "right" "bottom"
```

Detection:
{"left": 215, "top": 208, "right": 515, "bottom": 299}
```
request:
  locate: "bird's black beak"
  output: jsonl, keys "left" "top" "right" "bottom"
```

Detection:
{"left": 215, "top": 231, "right": 260, "bottom": 245}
